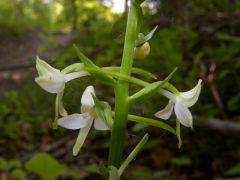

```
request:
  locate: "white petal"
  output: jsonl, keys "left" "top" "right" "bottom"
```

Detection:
{"left": 155, "top": 101, "right": 174, "bottom": 120}
{"left": 159, "top": 89, "right": 177, "bottom": 102}
{"left": 57, "top": 92, "right": 68, "bottom": 117}
{"left": 36, "top": 57, "right": 60, "bottom": 76}
{"left": 35, "top": 74, "right": 65, "bottom": 93}
{"left": 174, "top": 102, "right": 193, "bottom": 127}
{"left": 64, "top": 71, "right": 90, "bottom": 82}
{"left": 94, "top": 117, "right": 109, "bottom": 130}
{"left": 180, "top": 79, "right": 202, "bottom": 107}
{"left": 58, "top": 113, "right": 92, "bottom": 130}
{"left": 181, "top": 80, "right": 202, "bottom": 99}
{"left": 81, "top": 86, "right": 95, "bottom": 112}
{"left": 72, "top": 118, "right": 94, "bottom": 156}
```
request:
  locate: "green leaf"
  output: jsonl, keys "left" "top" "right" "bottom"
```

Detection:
{"left": 128, "top": 67, "right": 177, "bottom": 104}
{"left": 131, "top": 168, "right": 151, "bottom": 180}
{"left": 108, "top": 166, "right": 119, "bottom": 180}
{"left": 83, "top": 165, "right": 99, "bottom": 174}
{"left": 152, "top": 170, "right": 169, "bottom": 179}
{"left": 118, "top": 134, "right": 149, "bottom": 177}
{"left": 65, "top": 167, "right": 82, "bottom": 179}
{"left": 8, "top": 159, "right": 21, "bottom": 169}
{"left": 171, "top": 156, "right": 192, "bottom": 166}
{"left": 0, "top": 157, "right": 8, "bottom": 171}
{"left": 25, "top": 152, "right": 65, "bottom": 180}
{"left": 10, "top": 168, "right": 26, "bottom": 179}
{"left": 226, "top": 163, "right": 240, "bottom": 176}
{"left": 92, "top": 94, "right": 113, "bottom": 129}
{"left": 136, "top": 26, "right": 158, "bottom": 47}
{"left": 127, "top": 114, "right": 176, "bottom": 135}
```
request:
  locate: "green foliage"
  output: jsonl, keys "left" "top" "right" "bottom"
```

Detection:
{"left": 25, "top": 152, "right": 65, "bottom": 180}
{"left": 0, "top": 83, "right": 54, "bottom": 138}
{"left": 226, "top": 163, "right": 240, "bottom": 176}
{"left": 0, "top": 0, "right": 51, "bottom": 33}
{"left": 131, "top": 168, "right": 151, "bottom": 180}
{"left": 171, "top": 156, "right": 192, "bottom": 166}
{"left": 10, "top": 169, "right": 26, "bottom": 180}
{"left": 0, "top": 157, "right": 26, "bottom": 179}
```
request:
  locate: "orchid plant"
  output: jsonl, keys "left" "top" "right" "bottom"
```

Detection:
{"left": 35, "top": 0, "right": 202, "bottom": 179}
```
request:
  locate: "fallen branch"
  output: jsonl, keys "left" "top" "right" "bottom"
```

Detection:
{"left": 196, "top": 117, "right": 240, "bottom": 136}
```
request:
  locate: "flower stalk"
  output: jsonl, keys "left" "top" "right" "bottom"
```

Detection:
{"left": 108, "top": 0, "right": 140, "bottom": 167}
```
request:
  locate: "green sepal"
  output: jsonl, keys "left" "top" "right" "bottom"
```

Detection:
{"left": 127, "top": 114, "right": 176, "bottom": 135}
{"left": 136, "top": 26, "right": 158, "bottom": 47}
{"left": 118, "top": 134, "right": 149, "bottom": 177}
{"left": 98, "top": 162, "right": 109, "bottom": 179}
{"left": 108, "top": 166, "right": 119, "bottom": 180}
{"left": 128, "top": 67, "right": 177, "bottom": 104}
{"left": 92, "top": 94, "right": 113, "bottom": 129}
{"left": 73, "top": 45, "right": 116, "bottom": 86}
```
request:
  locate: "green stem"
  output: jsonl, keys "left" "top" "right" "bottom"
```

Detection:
{"left": 109, "top": 1, "right": 139, "bottom": 167}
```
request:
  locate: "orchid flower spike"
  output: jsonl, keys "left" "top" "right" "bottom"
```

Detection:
{"left": 155, "top": 80, "right": 202, "bottom": 128}
{"left": 35, "top": 57, "right": 89, "bottom": 117}
{"left": 57, "top": 86, "right": 110, "bottom": 156}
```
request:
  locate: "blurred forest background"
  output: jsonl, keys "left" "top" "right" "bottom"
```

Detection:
{"left": 0, "top": 0, "right": 240, "bottom": 179}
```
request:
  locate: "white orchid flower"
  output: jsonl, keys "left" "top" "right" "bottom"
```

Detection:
{"left": 35, "top": 57, "right": 89, "bottom": 118}
{"left": 35, "top": 56, "right": 88, "bottom": 93}
{"left": 155, "top": 80, "right": 202, "bottom": 127}
{"left": 57, "top": 86, "right": 110, "bottom": 156}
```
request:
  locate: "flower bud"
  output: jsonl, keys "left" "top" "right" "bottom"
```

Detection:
{"left": 134, "top": 42, "right": 150, "bottom": 60}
